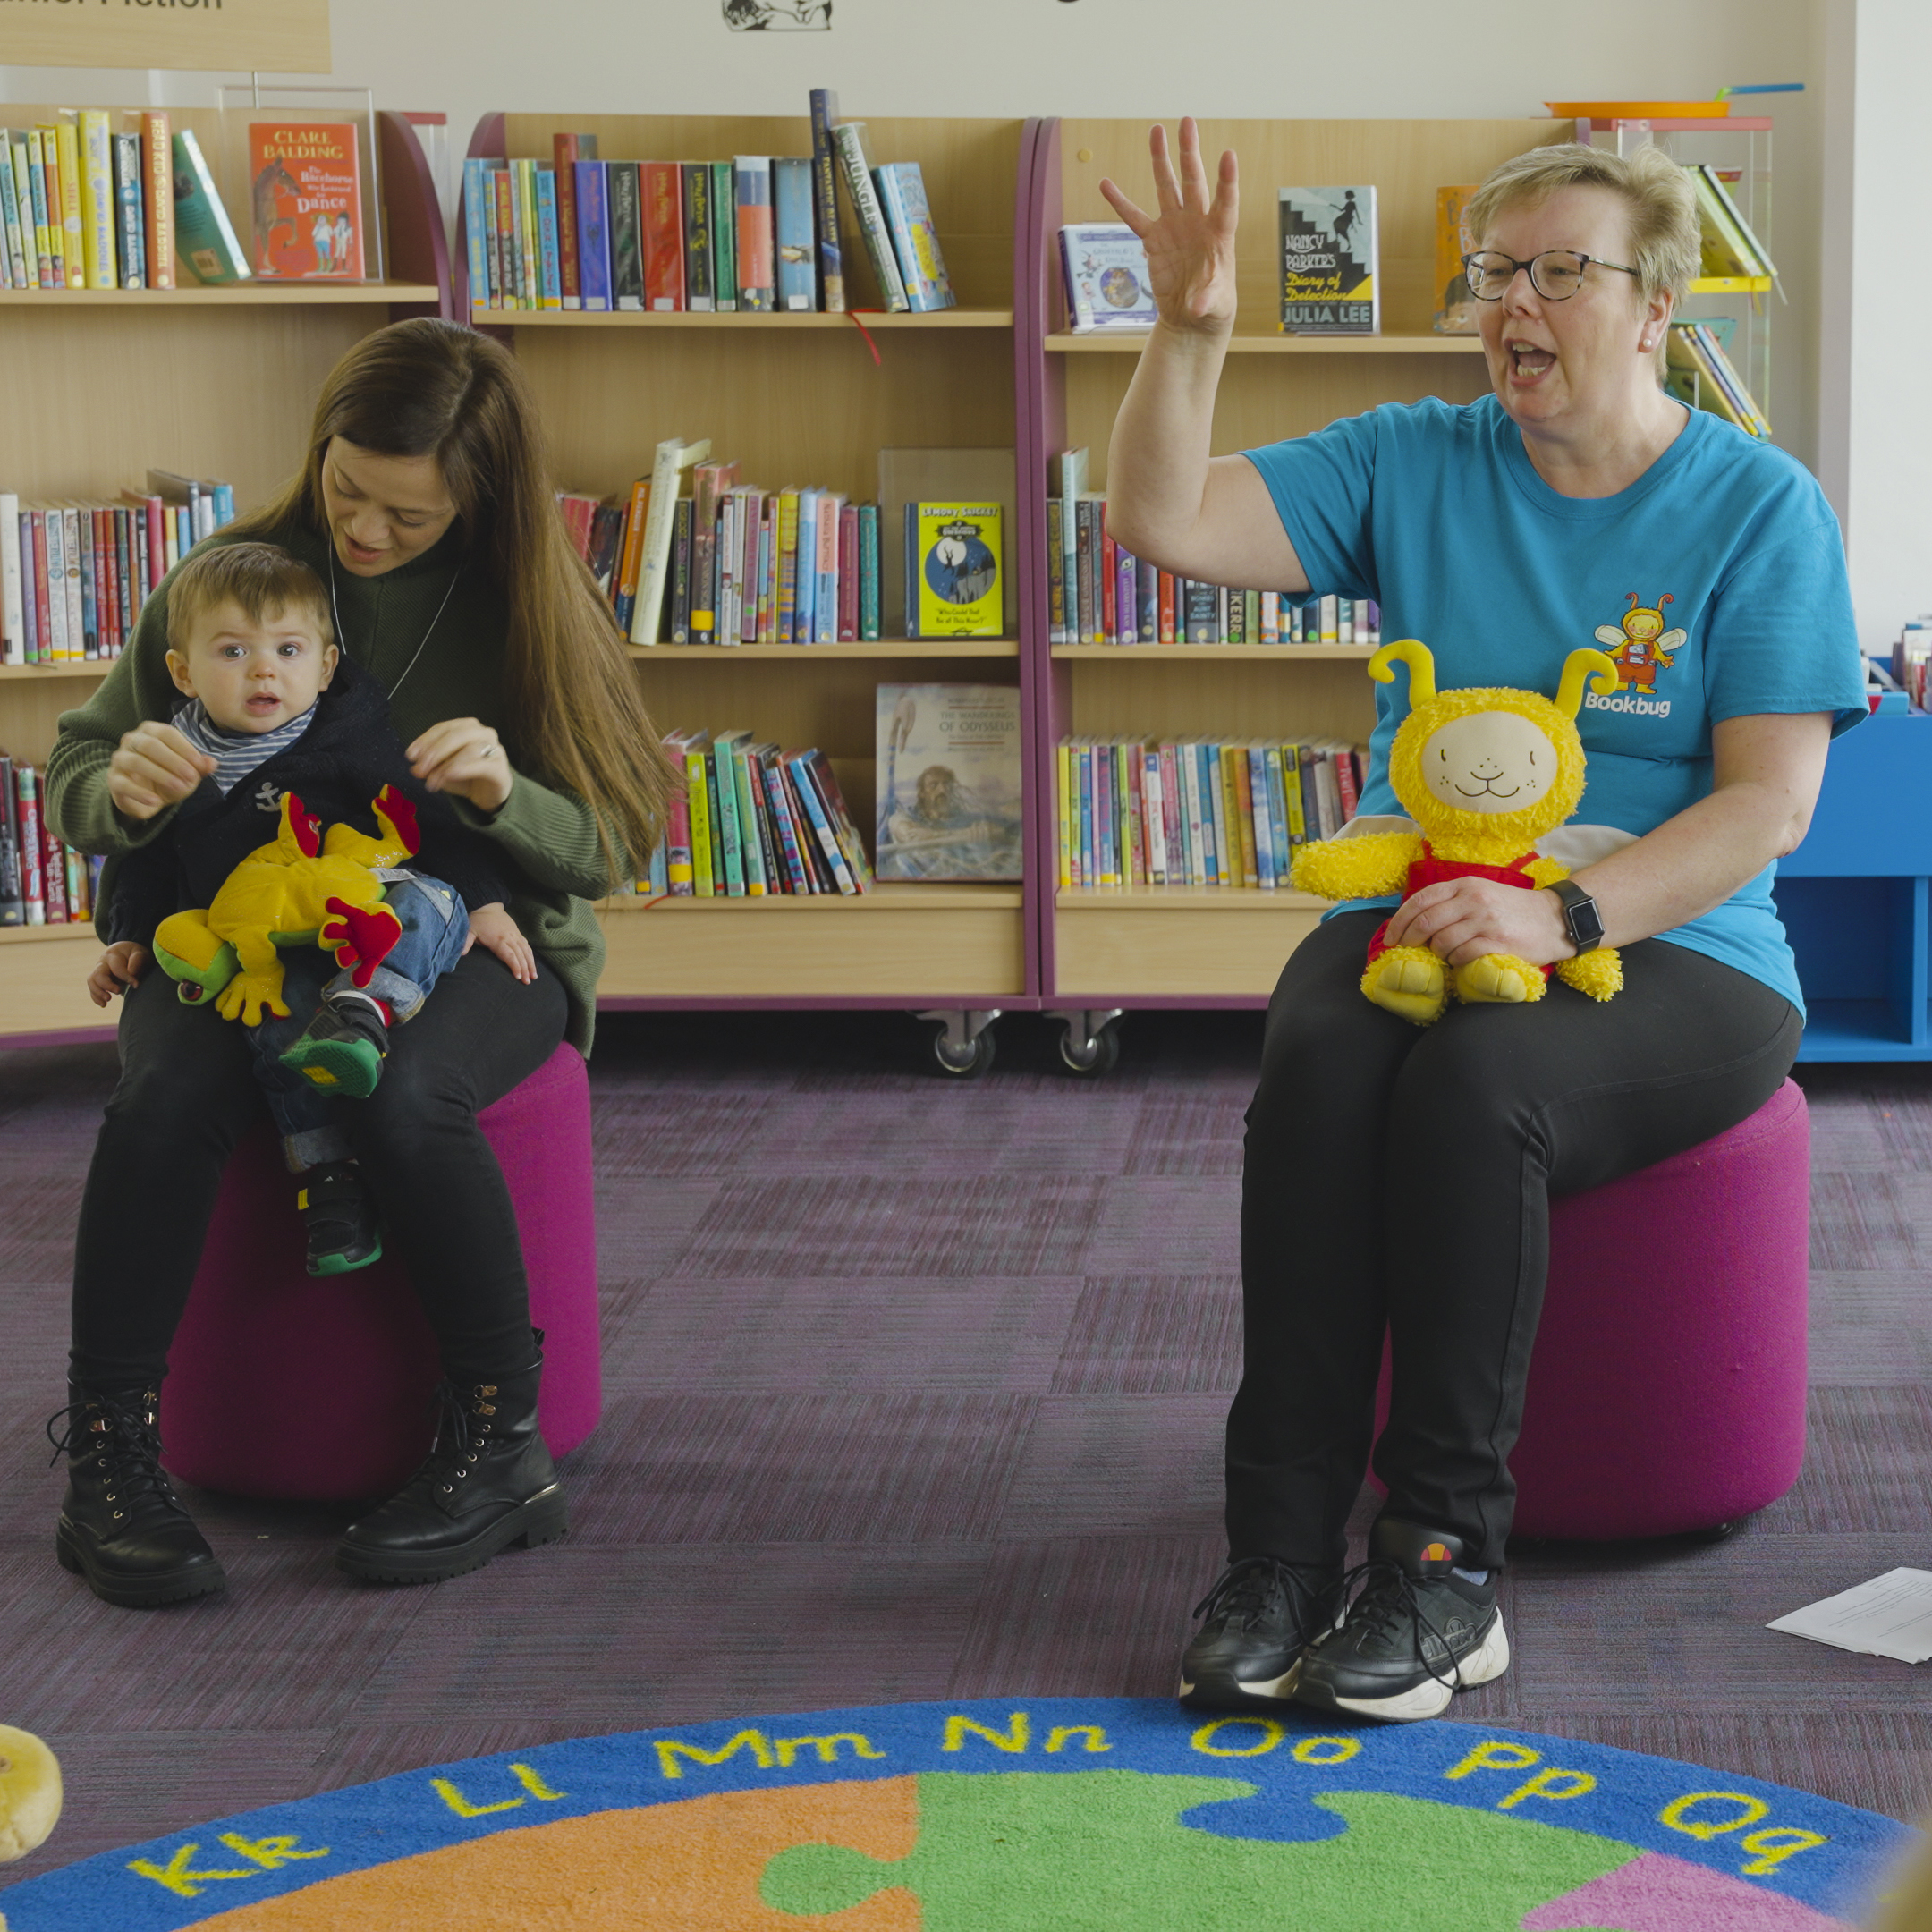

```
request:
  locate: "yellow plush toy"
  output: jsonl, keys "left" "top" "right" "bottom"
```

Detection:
{"left": 153, "top": 784, "right": 422, "bottom": 1026}
{"left": 1289, "top": 638, "right": 1627, "bottom": 1026}
{"left": 0, "top": 1724, "right": 61, "bottom": 1865}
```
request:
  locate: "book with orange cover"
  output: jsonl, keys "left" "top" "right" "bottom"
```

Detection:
{"left": 248, "top": 120, "right": 364, "bottom": 279}
{"left": 136, "top": 111, "right": 173, "bottom": 288}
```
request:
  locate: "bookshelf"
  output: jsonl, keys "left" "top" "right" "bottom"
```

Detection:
{"left": 1020, "top": 117, "right": 1578, "bottom": 1038}
{"left": 0, "top": 106, "right": 452, "bottom": 1045}
{"left": 462, "top": 112, "right": 1035, "bottom": 1045}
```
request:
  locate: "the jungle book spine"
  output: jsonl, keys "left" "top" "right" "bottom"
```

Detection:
{"left": 808, "top": 87, "right": 846, "bottom": 311}
{"left": 829, "top": 120, "right": 908, "bottom": 312}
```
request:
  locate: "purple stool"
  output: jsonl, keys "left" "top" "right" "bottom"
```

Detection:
{"left": 1374, "top": 1078, "right": 1810, "bottom": 1540}
{"left": 161, "top": 1043, "right": 601, "bottom": 1502}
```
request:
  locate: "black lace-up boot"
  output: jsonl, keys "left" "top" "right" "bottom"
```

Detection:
{"left": 49, "top": 1385, "right": 227, "bottom": 1607}
{"left": 335, "top": 1352, "right": 566, "bottom": 1584}
{"left": 1292, "top": 1517, "right": 1508, "bottom": 1723}
{"left": 1179, "top": 1556, "right": 1343, "bottom": 1711}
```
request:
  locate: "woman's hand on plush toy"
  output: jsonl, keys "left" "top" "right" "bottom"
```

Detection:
{"left": 107, "top": 721, "right": 216, "bottom": 822}
{"left": 86, "top": 942, "right": 150, "bottom": 1007}
{"left": 1382, "top": 872, "right": 1575, "bottom": 968}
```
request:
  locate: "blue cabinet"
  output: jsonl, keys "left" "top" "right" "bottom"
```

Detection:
{"left": 1774, "top": 714, "right": 1932, "bottom": 1059}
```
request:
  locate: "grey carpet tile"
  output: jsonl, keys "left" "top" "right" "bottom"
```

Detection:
{"left": 307, "top": 1718, "right": 609, "bottom": 1792}
{"left": 996, "top": 1394, "right": 1226, "bottom": 1541}
{"left": 1072, "top": 1175, "right": 1241, "bottom": 1275}
{"left": 1756, "top": 1385, "right": 1932, "bottom": 1533}
{"left": 592, "top": 1090, "right": 778, "bottom": 1179}
{"left": 599, "top": 1275, "right": 1086, "bottom": 1396}
{"left": 588, "top": 1176, "right": 725, "bottom": 1276}
{"left": 1806, "top": 1271, "right": 1932, "bottom": 1385}
{"left": 338, "top": 1543, "right": 992, "bottom": 1731}
{"left": 1121, "top": 1091, "right": 1250, "bottom": 1176}
{"left": 1500, "top": 1712, "right": 1932, "bottom": 1826}
{"left": 945, "top": 1533, "right": 1225, "bottom": 1699}
{"left": 1810, "top": 1170, "right": 1922, "bottom": 1271}
{"left": 0, "top": 1536, "right": 428, "bottom": 1736}
{"left": 677, "top": 1174, "right": 1110, "bottom": 1280}
{"left": 561, "top": 1391, "right": 1037, "bottom": 1546}
{"left": 0, "top": 1729, "right": 335, "bottom": 1892}
{"left": 1050, "top": 1274, "right": 1242, "bottom": 1394}
{"left": 1495, "top": 1532, "right": 1932, "bottom": 1715}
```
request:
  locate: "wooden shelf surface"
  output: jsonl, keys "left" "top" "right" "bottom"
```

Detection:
{"left": 600, "top": 884, "right": 1022, "bottom": 912}
{"left": 1054, "top": 644, "right": 1377, "bottom": 662}
{"left": 1046, "top": 330, "right": 1487, "bottom": 355}
{"left": 0, "top": 921, "right": 98, "bottom": 945}
{"left": 0, "top": 283, "right": 441, "bottom": 308}
{"left": 631, "top": 641, "right": 1018, "bottom": 662}
{"left": 1056, "top": 887, "right": 1327, "bottom": 911}
{"left": 480, "top": 307, "right": 1013, "bottom": 331}
{"left": 0, "top": 661, "right": 114, "bottom": 680}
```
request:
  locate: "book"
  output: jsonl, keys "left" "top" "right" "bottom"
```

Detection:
{"left": 808, "top": 87, "right": 846, "bottom": 312}
{"left": 135, "top": 111, "right": 173, "bottom": 289}
{"left": 1433, "top": 186, "right": 1479, "bottom": 335}
{"left": 630, "top": 436, "right": 711, "bottom": 645}
{"left": 733, "top": 156, "right": 775, "bottom": 311}
{"left": 709, "top": 158, "right": 737, "bottom": 311}
{"left": 172, "top": 129, "right": 250, "bottom": 284}
{"left": 1059, "top": 223, "right": 1157, "bottom": 331}
{"left": 75, "top": 109, "right": 115, "bottom": 290}
{"left": 608, "top": 161, "right": 645, "bottom": 311}
{"left": 575, "top": 158, "right": 611, "bottom": 311}
{"left": 873, "top": 161, "right": 954, "bottom": 312}
{"left": 1690, "top": 163, "right": 1775, "bottom": 280}
{"left": 641, "top": 160, "right": 682, "bottom": 311}
{"left": 534, "top": 165, "right": 563, "bottom": 308}
{"left": 249, "top": 120, "right": 363, "bottom": 279}
{"left": 0, "top": 135, "right": 30, "bottom": 288}
{"left": 1278, "top": 184, "right": 1377, "bottom": 335}
{"left": 772, "top": 157, "right": 817, "bottom": 312}
{"left": 554, "top": 132, "right": 582, "bottom": 309}
{"left": 875, "top": 682, "right": 1022, "bottom": 881}
{"left": 908, "top": 503, "right": 1002, "bottom": 640}
{"left": 806, "top": 750, "right": 873, "bottom": 889}
{"left": 681, "top": 162, "right": 715, "bottom": 312}
{"left": 110, "top": 131, "right": 145, "bottom": 288}
{"left": 26, "top": 130, "right": 56, "bottom": 287}
{"left": 829, "top": 121, "right": 908, "bottom": 312}
{"left": 52, "top": 120, "right": 84, "bottom": 291}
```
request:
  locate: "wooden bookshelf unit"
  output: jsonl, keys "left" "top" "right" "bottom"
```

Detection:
{"left": 1021, "top": 117, "right": 1573, "bottom": 1013}
{"left": 0, "top": 106, "right": 452, "bottom": 1044}
{"left": 462, "top": 112, "right": 1035, "bottom": 1021}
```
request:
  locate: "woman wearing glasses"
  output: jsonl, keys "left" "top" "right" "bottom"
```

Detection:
{"left": 1100, "top": 127, "right": 1863, "bottom": 1721}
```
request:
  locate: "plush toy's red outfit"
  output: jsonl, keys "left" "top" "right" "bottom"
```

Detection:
{"left": 1365, "top": 843, "right": 1551, "bottom": 979}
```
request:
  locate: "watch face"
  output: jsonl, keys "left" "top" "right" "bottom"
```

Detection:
{"left": 1569, "top": 898, "right": 1606, "bottom": 945}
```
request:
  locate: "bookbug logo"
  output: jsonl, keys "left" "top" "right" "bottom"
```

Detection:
{"left": 722, "top": 0, "right": 832, "bottom": 28}
{"left": 1589, "top": 591, "right": 1687, "bottom": 719}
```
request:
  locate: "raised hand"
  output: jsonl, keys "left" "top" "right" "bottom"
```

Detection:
{"left": 107, "top": 721, "right": 217, "bottom": 822}
{"left": 1097, "top": 118, "right": 1240, "bottom": 335}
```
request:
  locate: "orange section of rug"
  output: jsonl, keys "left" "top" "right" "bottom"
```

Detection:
{"left": 194, "top": 1778, "right": 921, "bottom": 1931}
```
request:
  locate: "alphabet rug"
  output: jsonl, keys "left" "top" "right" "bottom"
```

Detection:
{"left": 1, "top": 1698, "right": 1916, "bottom": 1929}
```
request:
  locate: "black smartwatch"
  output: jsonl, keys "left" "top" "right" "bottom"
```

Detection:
{"left": 1544, "top": 878, "right": 1606, "bottom": 955}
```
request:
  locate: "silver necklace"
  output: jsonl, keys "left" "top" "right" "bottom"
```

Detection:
{"left": 328, "top": 547, "right": 461, "bottom": 701}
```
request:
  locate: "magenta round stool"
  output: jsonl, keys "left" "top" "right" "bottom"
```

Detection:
{"left": 1373, "top": 1077, "right": 1810, "bottom": 1540}
{"left": 160, "top": 1043, "right": 601, "bottom": 1502}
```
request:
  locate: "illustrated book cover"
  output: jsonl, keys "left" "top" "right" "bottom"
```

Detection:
{"left": 905, "top": 502, "right": 1003, "bottom": 640}
{"left": 1433, "top": 185, "right": 1478, "bottom": 335}
{"left": 1059, "top": 222, "right": 1157, "bottom": 330}
{"left": 875, "top": 682, "right": 1022, "bottom": 882}
{"left": 1278, "top": 184, "right": 1377, "bottom": 335}
{"left": 248, "top": 120, "right": 364, "bottom": 279}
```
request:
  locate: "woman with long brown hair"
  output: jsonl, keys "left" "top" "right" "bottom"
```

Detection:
{"left": 45, "top": 318, "right": 674, "bottom": 1606}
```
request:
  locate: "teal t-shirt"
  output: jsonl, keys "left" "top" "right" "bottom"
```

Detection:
{"left": 1242, "top": 394, "right": 1867, "bottom": 1013}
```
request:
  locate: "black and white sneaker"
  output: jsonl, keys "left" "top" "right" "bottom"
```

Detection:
{"left": 1292, "top": 1518, "right": 1508, "bottom": 1723}
{"left": 1178, "top": 1556, "right": 1343, "bottom": 1712}
{"left": 300, "top": 1161, "right": 383, "bottom": 1276}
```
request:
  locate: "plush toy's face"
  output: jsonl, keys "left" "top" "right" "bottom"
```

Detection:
{"left": 1418, "top": 710, "right": 1560, "bottom": 817}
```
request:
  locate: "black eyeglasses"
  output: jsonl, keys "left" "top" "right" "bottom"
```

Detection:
{"left": 1462, "top": 250, "right": 1641, "bottom": 301}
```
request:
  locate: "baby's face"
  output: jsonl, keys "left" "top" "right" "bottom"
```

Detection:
{"left": 167, "top": 597, "right": 337, "bottom": 734}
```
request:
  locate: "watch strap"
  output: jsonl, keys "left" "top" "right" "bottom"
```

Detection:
{"left": 1545, "top": 877, "right": 1604, "bottom": 954}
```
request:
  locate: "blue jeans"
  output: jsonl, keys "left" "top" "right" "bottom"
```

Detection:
{"left": 247, "top": 875, "right": 470, "bottom": 1171}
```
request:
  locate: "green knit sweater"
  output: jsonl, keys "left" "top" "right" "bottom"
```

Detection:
{"left": 47, "top": 517, "right": 615, "bottom": 1055}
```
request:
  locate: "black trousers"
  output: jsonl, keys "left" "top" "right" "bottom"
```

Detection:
{"left": 1228, "top": 910, "right": 1802, "bottom": 1572}
{"left": 70, "top": 946, "right": 569, "bottom": 1392}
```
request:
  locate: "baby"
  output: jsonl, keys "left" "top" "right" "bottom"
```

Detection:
{"left": 89, "top": 541, "right": 532, "bottom": 1275}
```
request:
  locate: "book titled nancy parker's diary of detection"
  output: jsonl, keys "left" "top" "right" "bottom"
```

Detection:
{"left": 1278, "top": 184, "right": 1377, "bottom": 335}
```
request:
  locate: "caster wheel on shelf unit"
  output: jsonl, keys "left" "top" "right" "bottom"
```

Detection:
{"left": 931, "top": 1025, "right": 996, "bottom": 1079}
{"left": 1056, "top": 1014, "right": 1123, "bottom": 1079}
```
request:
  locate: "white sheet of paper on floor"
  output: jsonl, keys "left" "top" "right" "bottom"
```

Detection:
{"left": 1767, "top": 1567, "right": 1932, "bottom": 1663}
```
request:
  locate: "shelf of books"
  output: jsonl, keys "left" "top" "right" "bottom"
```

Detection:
{"left": 462, "top": 107, "right": 1036, "bottom": 1009}
{"left": 1022, "top": 116, "right": 1576, "bottom": 1009}
{"left": 0, "top": 106, "right": 451, "bottom": 1044}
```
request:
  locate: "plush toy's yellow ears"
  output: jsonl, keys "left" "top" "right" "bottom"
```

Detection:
{"left": 1368, "top": 639, "right": 1437, "bottom": 708}
{"left": 1555, "top": 648, "right": 1622, "bottom": 719}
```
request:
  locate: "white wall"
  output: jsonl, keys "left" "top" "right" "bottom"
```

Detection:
{"left": 4, "top": 0, "right": 1832, "bottom": 498}
{"left": 1817, "top": 0, "right": 1932, "bottom": 653}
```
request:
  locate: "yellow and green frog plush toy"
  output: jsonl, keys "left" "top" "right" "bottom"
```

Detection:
{"left": 1290, "top": 638, "right": 1628, "bottom": 1026}
{"left": 152, "top": 784, "right": 421, "bottom": 1025}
